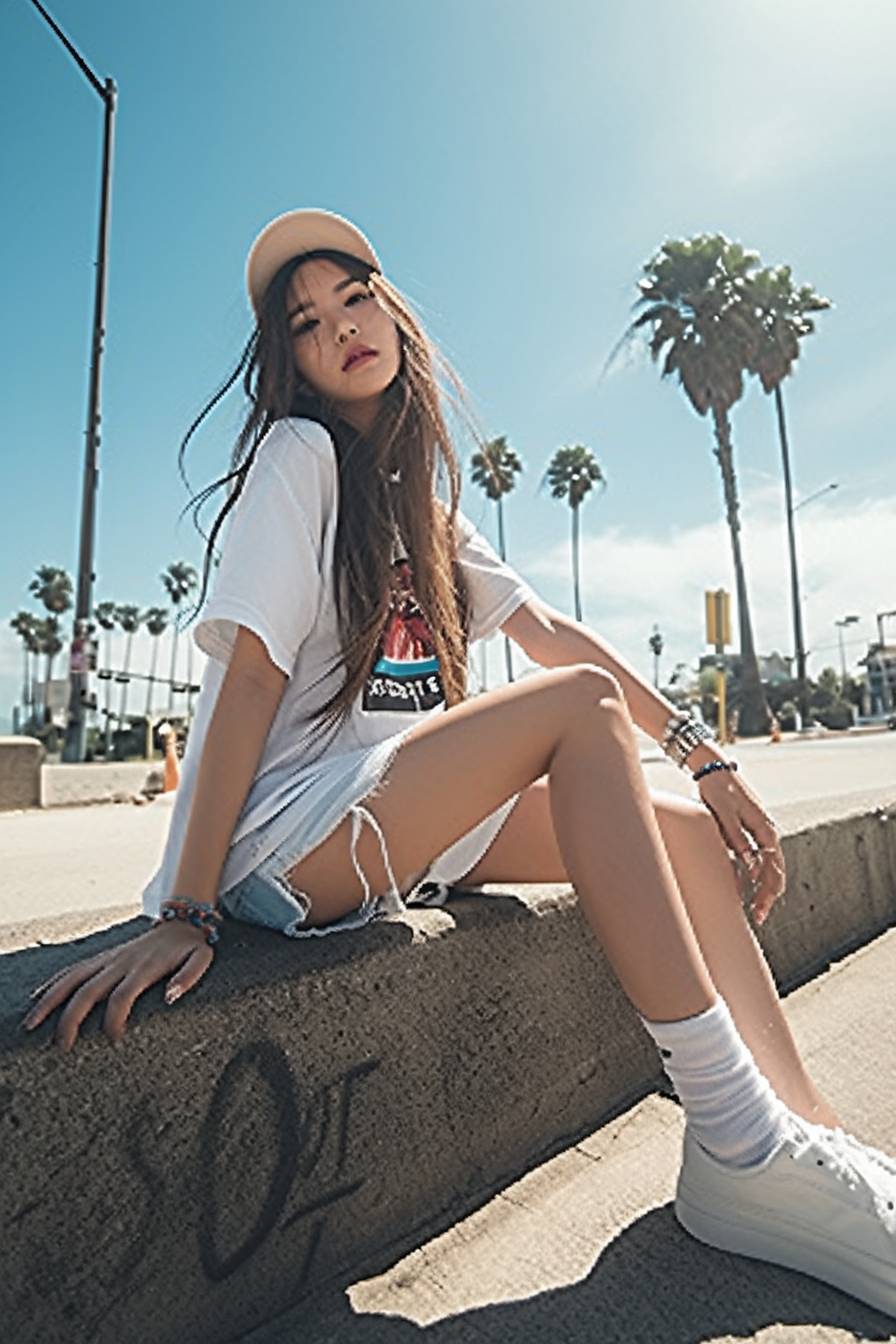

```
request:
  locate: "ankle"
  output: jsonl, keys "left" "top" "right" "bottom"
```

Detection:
{"left": 787, "top": 1097, "right": 841, "bottom": 1130}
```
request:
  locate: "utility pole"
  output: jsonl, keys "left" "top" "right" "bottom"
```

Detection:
{"left": 27, "top": 1, "right": 118, "bottom": 762}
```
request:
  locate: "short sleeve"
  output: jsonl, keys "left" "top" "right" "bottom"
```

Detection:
{"left": 193, "top": 420, "right": 332, "bottom": 677}
{"left": 454, "top": 506, "right": 540, "bottom": 643}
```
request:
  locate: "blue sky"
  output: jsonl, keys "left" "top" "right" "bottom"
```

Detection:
{"left": 3, "top": 0, "right": 894, "bottom": 733}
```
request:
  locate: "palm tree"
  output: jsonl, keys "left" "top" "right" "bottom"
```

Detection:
{"left": 33, "top": 615, "right": 64, "bottom": 731}
{"left": 143, "top": 607, "right": 170, "bottom": 718}
{"left": 539, "top": 444, "right": 606, "bottom": 621}
{"left": 745, "top": 263, "right": 833, "bottom": 728}
{"left": 114, "top": 604, "right": 143, "bottom": 729}
{"left": 469, "top": 435, "right": 525, "bottom": 683}
{"left": 28, "top": 566, "right": 73, "bottom": 727}
{"left": 28, "top": 565, "right": 73, "bottom": 620}
{"left": 612, "top": 234, "right": 771, "bottom": 735}
{"left": 94, "top": 600, "right": 118, "bottom": 754}
{"left": 161, "top": 561, "right": 199, "bottom": 715}
{"left": 10, "top": 611, "right": 42, "bottom": 730}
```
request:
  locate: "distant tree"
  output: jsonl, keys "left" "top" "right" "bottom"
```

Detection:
{"left": 114, "top": 604, "right": 143, "bottom": 729}
{"left": 539, "top": 443, "right": 606, "bottom": 621}
{"left": 28, "top": 566, "right": 73, "bottom": 727}
{"left": 611, "top": 234, "right": 772, "bottom": 735}
{"left": 745, "top": 262, "right": 833, "bottom": 725}
{"left": 28, "top": 564, "right": 73, "bottom": 618}
{"left": 470, "top": 434, "right": 525, "bottom": 684}
{"left": 33, "top": 615, "right": 64, "bottom": 731}
{"left": 10, "top": 610, "right": 41, "bottom": 726}
{"left": 143, "top": 607, "right": 170, "bottom": 717}
{"left": 161, "top": 561, "right": 199, "bottom": 715}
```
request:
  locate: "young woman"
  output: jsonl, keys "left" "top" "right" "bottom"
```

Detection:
{"left": 23, "top": 209, "right": 896, "bottom": 1317}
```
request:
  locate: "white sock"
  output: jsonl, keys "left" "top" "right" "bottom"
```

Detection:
{"left": 639, "top": 993, "right": 792, "bottom": 1167}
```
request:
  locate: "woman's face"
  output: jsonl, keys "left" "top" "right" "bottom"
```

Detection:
{"left": 285, "top": 257, "right": 402, "bottom": 433}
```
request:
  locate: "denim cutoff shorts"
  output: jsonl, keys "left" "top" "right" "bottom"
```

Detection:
{"left": 218, "top": 791, "right": 521, "bottom": 940}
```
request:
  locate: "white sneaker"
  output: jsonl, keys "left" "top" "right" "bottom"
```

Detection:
{"left": 675, "top": 1114, "right": 896, "bottom": 1319}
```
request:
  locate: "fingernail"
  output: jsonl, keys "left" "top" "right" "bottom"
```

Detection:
{"left": 165, "top": 985, "right": 183, "bottom": 1005}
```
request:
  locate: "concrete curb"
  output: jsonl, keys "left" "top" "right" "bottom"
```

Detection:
{"left": 40, "top": 760, "right": 164, "bottom": 808}
{"left": 2, "top": 790, "right": 895, "bottom": 1344}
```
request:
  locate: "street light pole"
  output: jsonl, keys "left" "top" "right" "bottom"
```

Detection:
{"left": 834, "top": 614, "right": 860, "bottom": 685}
{"left": 27, "top": 0, "right": 117, "bottom": 763}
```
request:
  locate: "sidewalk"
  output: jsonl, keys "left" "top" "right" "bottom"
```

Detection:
{"left": 242, "top": 926, "right": 896, "bottom": 1344}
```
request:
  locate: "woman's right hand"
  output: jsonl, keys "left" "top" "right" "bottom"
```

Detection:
{"left": 21, "top": 917, "right": 215, "bottom": 1053}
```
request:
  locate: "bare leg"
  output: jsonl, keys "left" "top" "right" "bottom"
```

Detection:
{"left": 459, "top": 776, "right": 841, "bottom": 1129}
{"left": 546, "top": 683, "right": 718, "bottom": 1022}
{"left": 653, "top": 790, "right": 841, "bottom": 1128}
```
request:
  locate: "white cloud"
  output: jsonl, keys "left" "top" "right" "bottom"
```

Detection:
{"left": 509, "top": 485, "right": 896, "bottom": 686}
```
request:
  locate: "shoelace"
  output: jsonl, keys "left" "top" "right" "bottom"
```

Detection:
{"left": 786, "top": 1115, "right": 896, "bottom": 1230}
{"left": 826, "top": 1124, "right": 896, "bottom": 1179}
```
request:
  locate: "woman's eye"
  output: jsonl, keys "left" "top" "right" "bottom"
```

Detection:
{"left": 291, "top": 291, "right": 369, "bottom": 338}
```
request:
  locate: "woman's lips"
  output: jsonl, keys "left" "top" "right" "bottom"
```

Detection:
{"left": 344, "top": 351, "right": 378, "bottom": 371}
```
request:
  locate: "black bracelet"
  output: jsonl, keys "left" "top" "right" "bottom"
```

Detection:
{"left": 692, "top": 759, "right": 739, "bottom": 783}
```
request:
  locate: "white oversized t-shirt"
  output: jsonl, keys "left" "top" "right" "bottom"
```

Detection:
{"left": 141, "top": 416, "right": 539, "bottom": 918}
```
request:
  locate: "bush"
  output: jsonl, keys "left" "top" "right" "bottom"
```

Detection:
{"left": 815, "top": 700, "right": 854, "bottom": 730}
{"left": 777, "top": 700, "right": 798, "bottom": 732}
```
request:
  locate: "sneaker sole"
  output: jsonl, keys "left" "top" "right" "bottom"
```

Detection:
{"left": 676, "top": 1179, "right": 896, "bottom": 1320}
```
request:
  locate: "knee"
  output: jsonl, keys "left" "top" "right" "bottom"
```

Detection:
{"left": 562, "top": 662, "right": 626, "bottom": 709}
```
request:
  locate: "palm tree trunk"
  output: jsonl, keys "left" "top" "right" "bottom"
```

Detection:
{"left": 119, "top": 631, "right": 134, "bottom": 728}
{"left": 43, "top": 655, "right": 53, "bottom": 727}
{"left": 711, "top": 407, "right": 770, "bottom": 736}
{"left": 774, "top": 385, "right": 810, "bottom": 727}
{"left": 168, "top": 622, "right": 179, "bottom": 716}
{"left": 103, "top": 630, "right": 113, "bottom": 755}
{"left": 496, "top": 498, "right": 514, "bottom": 684}
{"left": 21, "top": 647, "right": 29, "bottom": 719}
{"left": 186, "top": 636, "right": 195, "bottom": 724}
{"left": 146, "top": 637, "right": 159, "bottom": 717}
{"left": 572, "top": 505, "right": 582, "bottom": 622}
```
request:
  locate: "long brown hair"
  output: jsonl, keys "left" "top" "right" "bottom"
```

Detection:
{"left": 177, "top": 245, "right": 487, "bottom": 748}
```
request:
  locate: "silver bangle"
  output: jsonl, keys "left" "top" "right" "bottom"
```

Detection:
{"left": 661, "top": 711, "right": 716, "bottom": 769}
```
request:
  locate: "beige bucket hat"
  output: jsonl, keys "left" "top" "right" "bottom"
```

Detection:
{"left": 245, "top": 208, "right": 382, "bottom": 319}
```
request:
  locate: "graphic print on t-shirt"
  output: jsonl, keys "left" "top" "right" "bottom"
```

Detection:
{"left": 362, "top": 537, "right": 446, "bottom": 713}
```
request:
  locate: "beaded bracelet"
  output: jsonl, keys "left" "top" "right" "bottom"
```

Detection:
{"left": 152, "top": 897, "right": 223, "bottom": 947}
{"left": 691, "top": 759, "right": 739, "bottom": 783}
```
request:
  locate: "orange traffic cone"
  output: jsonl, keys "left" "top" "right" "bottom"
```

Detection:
{"left": 162, "top": 726, "right": 180, "bottom": 791}
{"left": 769, "top": 714, "right": 782, "bottom": 744}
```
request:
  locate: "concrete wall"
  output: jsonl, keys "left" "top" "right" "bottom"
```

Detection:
{"left": 0, "top": 737, "right": 44, "bottom": 810}
{"left": 2, "top": 790, "right": 895, "bottom": 1344}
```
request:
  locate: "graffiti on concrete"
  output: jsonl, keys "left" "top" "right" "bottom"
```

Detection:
{"left": 197, "top": 1039, "right": 378, "bottom": 1282}
{"left": 6, "top": 1037, "right": 380, "bottom": 1335}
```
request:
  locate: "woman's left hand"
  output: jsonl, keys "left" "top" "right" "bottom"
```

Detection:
{"left": 696, "top": 763, "right": 785, "bottom": 925}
